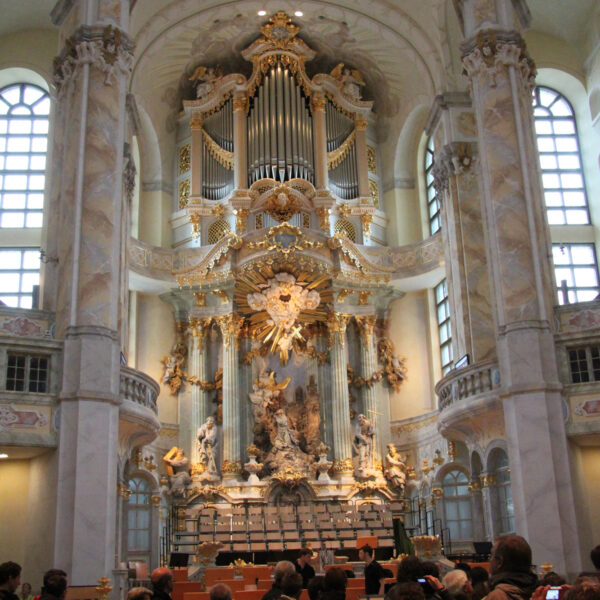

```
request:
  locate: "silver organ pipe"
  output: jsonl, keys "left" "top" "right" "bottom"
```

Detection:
{"left": 326, "top": 99, "right": 358, "bottom": 199}
{"left": 201, "top": 97, "right": 234, "bottom": 200}
{"left": 247, "top": 65, "right": 314, "bottom": 185}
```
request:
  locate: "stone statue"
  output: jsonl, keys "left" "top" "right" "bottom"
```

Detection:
{"left": 384, "top": 443, "right": 407, "bottom": 493}
{"left": 353, "top": 413, "right": 375, "bottom": 477}
{"left": 197, "top": 416, "right": 218, "bottom": 478}
{"left": 273, "top": 409, "right": 298, "bottom": 451}
{"left": 330, "top": 62, "right": 365, "bottom": 100}
{"left": 161, "top": 342, "right": 187, "bottom": 395}
{"left": 163, "top": 447, "right": 191, "bottom": 497}
{"left": 188, "top": 65, "right": 221, "bottom": 99}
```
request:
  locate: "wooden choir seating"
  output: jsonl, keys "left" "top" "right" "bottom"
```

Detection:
{"left": 173, "top": 502, "right": 397, "bottom": 556}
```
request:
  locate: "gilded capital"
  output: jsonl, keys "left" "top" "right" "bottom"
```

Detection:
{"left": 355, "top": 315, "right": 376, "bottom": 345}
{"left": 233, "top": 95, "right": 249, "bottom": 112}
{"left": 310, "top": 93, "right": 326, "bottom": 112}
{"left": 327, "top": 312, "right": 351, "bottom": 347}
{"left": 355, "top": 118, "right": 368, "bottom": 131}
{"left": 190, "top": 117, "right": 204, "bottom": 130}
{"left": 215, "top": 314, "right": 244, "bottom": 346}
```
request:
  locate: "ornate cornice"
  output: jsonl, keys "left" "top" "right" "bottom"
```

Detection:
{"left": 53, "top": 25, "right": 134, "bottom": 95}
{"left": 461, "top": 29, "right": 536, "bottom": 91}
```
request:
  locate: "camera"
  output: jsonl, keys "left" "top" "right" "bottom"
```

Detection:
{"left": 546, "top": 588, "right": 561, "bottom": 600}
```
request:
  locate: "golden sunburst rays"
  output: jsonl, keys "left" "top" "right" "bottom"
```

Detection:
{"left": 234, "top": 265, "right": 332, "bottom": 363}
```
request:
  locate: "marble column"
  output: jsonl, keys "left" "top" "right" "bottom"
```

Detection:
{"left": 327, "top": 312, "right": 354, "bottom": 481}
{"left": 355, "top": 315, "right": 381, "bottom": 465}
{"left": 316, "top": 328, "right": 333, "bottom": 448}
{"left": 457, "top": 0, "right": 582, "bottom": 573}
{"left": 480, "top": 473, "right": 499, "bottom": 540}
{"left": 232, "top": 94, "right": 248, "bottom": 190}
{"left": 311, "top": 93, "right": 328, "bottom": 190}
{"left": 48, "top": 0, "right": 133, "bottom": 585}
{"left": 433, "top": 140, "right": 496, "bottom": 363}
{"left": 189, "top": 317, "right": 211, "bottom": 466}
{"left": 469, "top": 480, "right": 487, "bottom": 541}
{"left": 190, "top": 117, "right": 203, "bottom": 198}
{"left": 354, "top": 118, "right": 370, "bottom": 199}
{"left": 215, "top": 314, "right": 244, "bottom": 483}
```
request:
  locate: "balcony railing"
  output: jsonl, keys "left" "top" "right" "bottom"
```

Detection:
{"left": 436, "top": 359, "right": 500, "bottom": 410}
{"left": 120, "top": 365, "right": 159, "bottom": 414}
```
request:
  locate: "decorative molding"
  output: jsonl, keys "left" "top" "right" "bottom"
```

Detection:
{"left": 123, "top": 145, "right": 136, "bottom": 204}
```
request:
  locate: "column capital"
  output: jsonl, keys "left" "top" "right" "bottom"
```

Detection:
{"left": 215, "top": 314, "right": 244, "bottom": 347}
{"left": 354, "top": 118, "right": 368, "bottom": 131}
{"left": 461, "top": 29, "right": 536, "bottom": 92}
{"left": 190, "top": 116, "right": 204, "bottom": 130}
{"left": 355, "top": 314, "right": 376, "bottom": 345}
{"left": 432, "top": 141, "right": 477, "bottom": 194}
{"left": 232, "top": 94, "right": 249, "bottom": 113}
{"left": 327, "top": 312, "right": 351, "bottom": 347}
{"left": 310, "top": 92, "right": 326, "bottom": 113}
{"left": 53, "top": 25, "right": 134, "bottom": 96}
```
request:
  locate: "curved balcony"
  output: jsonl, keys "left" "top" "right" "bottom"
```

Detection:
{"left": 436, "top": 359, "right": 504, "bottom": 442}
{"left": 119, "top": 366, "right": 161, "bottom": 449}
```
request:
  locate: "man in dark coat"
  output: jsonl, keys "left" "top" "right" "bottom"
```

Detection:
{"left": 486, "top": 535, "right": 538, "bottom": 600}
{"left": 39, "top": 570, "right": 68, "bottom": 600}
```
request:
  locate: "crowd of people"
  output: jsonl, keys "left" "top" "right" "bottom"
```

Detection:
{"left": 2, "top": 537, "right": 599, "bottom": 600}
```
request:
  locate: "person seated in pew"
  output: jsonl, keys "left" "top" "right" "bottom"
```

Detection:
{"left": 280, "top": 574, "right": 303, "bottom": 600}
{"left": 296, "top": 549, "right": 316, "bottom": 589}
{"left": 151, "top": 568, "right": 174, "bottom": 600}
{"left": 209, "top": 584, "right": 232, "bottom": 600}
{"left": 262, "top": 562, "right": 296, "bottom": 600}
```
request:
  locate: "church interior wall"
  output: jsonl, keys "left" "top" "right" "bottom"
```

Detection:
{"left": 387, "top": 292, "right": 436, "bottom": 421}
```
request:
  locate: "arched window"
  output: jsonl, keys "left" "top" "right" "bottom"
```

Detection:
{"left": 442, "top": 469, "right": 472, "bottom": 541}
{"left": 489, "top": 449, "right": 514, "bottom": 534}
{"left": 425, "top": 137, "right": 440, "bottom": 235}
{"left": 127, "top": 476, "right": 152, "bottom": 556}
{"left": 435, "top": 279, "right": 453, "bottom": 375}
{"left": 0, "top": 83, "right": 50, "bottom": 228}
{"left": 533, "top": 87, "right": 588, "bottom": 226}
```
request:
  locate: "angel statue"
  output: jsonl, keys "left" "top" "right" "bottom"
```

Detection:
{"left": 188, "top": 64, "right": 222, "bottom": 99}
{"left": 330, "top": 62, "right": 365, "bottom": 100}
{"left": 384, "top": 444, "right": 407, "bottom": 493}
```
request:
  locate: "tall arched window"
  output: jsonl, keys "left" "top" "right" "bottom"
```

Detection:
{"left": 0, "top": 83, "right": 50, "bottom": 228}
{"left": 533, "top": 87, "right": 588, "bottom": 226}
{"left": 442, "top": 469, "right": 472, "bottom": 541}
{"left": 489, "top": 449, "right": 514, "bottom": 534}
{"left": 127, "top": 476, "right": 152, "bottom": 559}
{"left": 425, "top": 137, "right": 440, "bottom": 235}
{"left": 435, "top": 279, "right": 453, "bottom": 375}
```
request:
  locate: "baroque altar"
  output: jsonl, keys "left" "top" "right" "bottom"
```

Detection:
{"left": 154, "top": 12, "right": 412, "bottom": 508}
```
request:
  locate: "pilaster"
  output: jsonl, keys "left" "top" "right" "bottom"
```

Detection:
{"left": 459, "top": 0, "right": 582, "bottom": 573}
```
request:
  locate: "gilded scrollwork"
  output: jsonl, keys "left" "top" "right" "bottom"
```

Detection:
{"left": 327, "top": 130, "right": 356, "bottom": 169}
{"left": 201, "top": 128, "right": 234, "bottom": 170}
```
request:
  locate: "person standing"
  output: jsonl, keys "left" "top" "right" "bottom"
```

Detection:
{"left": 39, "top": 570, "right": 68, "bottom": 600}
{"left": 0, "top": 562, "right": 21, "bottom": 600}
{"left": 359, "top": 545, "right": 386, "bottom": 595}
{"left": 295, "top": 548, "right": 316, "bottom": 588}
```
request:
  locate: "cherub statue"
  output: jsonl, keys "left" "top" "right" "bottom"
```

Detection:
{"left": 330, "top": 62, "right": 365, "bottom": 100}
{"left": 384, "top": 443, "right": 407, "bottom": 493}
{"left": 160, "top": 342, "right": 187, "bottom": 395}
{"left": 188, "top": 64, "right": 222, "bottom": 99}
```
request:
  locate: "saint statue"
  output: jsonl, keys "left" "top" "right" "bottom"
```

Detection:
{"left": 384, "top": 443, "right": 407, "bottom": 493}
{"left": 273, "top": 408, "right": 298, "bottom": 451}
{"left": 353, "top": 413, "right": 375, "bottom": 476}
{"left": 197, "top": 416, "right": 218, "bottom": 478}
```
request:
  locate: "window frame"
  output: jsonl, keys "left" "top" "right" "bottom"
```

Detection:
{"left": 0, "top": 246, "right": 41, "bottom": 308}
{"left": 441, "top": 469, "right": 473, "bottom": 542}
{"left": 533, "top": 85, "right": 590, "bottom": 226}
{"left": 435, "top": 279, "right": 453, "bottom": 376}
{"left": 425, "top": 136, "right": 440, "bottom": 235}
{"left": 552, "top": 242, "right": 600, "bottom": 304}
{"left": 0, "top": 82, "right": 50, "bottom": 229}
